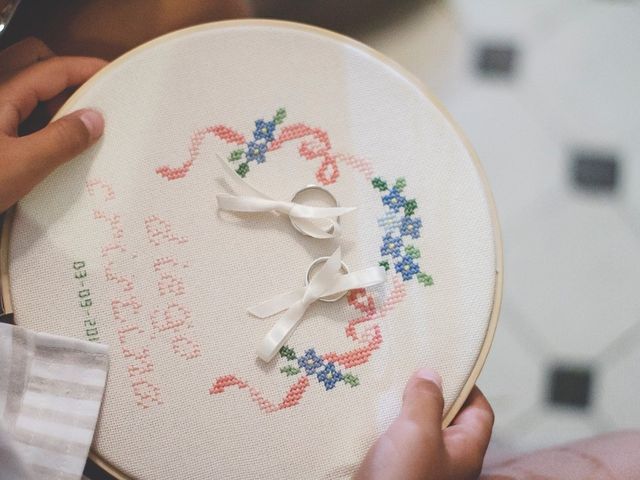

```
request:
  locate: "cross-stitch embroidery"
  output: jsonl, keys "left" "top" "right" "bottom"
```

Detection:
{"left": 373, "top": 177, "right": 433, "bottom": 286}
{"left": 279, "top": 346, "right": 359, "bottom": 390}
{"left": 209, "top": 275, "right": 408, "bottom": 412}
{"left": 176, "top": 110, "right": 436, "bottom": 411}
{"left": 227, "top": 108, "right": 286, "bottom": 178}
{"left": 155, "top": 108, "right": 339, "bottom": 185}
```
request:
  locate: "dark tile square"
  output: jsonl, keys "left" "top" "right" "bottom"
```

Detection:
{"left": 572, "top": 150, "right": 619, "bottom": 191}
{"left": 547, "top": 364, "right": 593, "bottom": 409}
{"left": 476, "top": 44, "right": 518, "bottom": 77}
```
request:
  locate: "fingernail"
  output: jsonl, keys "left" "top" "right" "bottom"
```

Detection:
{"left": 77, "top": 109, "right": 104, "bottom": 140}
{"left": 416, "top": 367, "right": 442, "bottom": 390}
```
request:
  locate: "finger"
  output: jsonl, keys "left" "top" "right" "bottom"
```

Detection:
{"left": 0, "top": 109, "right": 103, "bottom": 211}
{"left": 0, "top": 37, "right": 55, "bottom": 78}
{"left": 354, "top": 369, "right": 446, "bottom": 480}
{"left": 19, "top": 108, "right": 104, "bottom": 167}
{"left": 0, "top": 56, "right": 106, "bottom": 134}
{"left": 444, "top": 386, "right": 494, "bottom": 478}
{"left": 400, "top": 367, "right": 445, "bottom": 435}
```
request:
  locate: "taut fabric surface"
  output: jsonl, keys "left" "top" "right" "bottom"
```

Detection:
{"left": 8, "top": 21, "right": 498, "bottom": 479}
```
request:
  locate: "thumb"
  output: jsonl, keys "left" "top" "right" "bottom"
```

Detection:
{"left": 20, "top": 108, "right": 104, "bottom": 170}
{"left": 0, "top": 109, "right": 103, "bottom": 211}
{"left": 354, "top": 368, "right": 446, "bottom": 480}
{"left": 400, "top": 367, "right": 445, "bottom": 433}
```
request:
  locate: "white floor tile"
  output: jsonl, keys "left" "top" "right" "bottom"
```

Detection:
{"left": 506, "top": 189, "right": 640, "bottom": 359}
{"left": 623, "top": 150, "right": 640, "bottom": 227}
{"left": 450, "top": 0, "right": 591, "bottom": 44}
{"left": 520, "top": 3, "right": 640, "bottom": 150}
{"left": 477, "top": 308, "right": 546, "bottom": 434}
{"left": 596, "top": 326, "right": 640, "bottom": 430}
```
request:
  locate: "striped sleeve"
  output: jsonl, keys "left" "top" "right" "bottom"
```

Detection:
{"left": 0, "top": 323, "right": 109, "bottom": 480}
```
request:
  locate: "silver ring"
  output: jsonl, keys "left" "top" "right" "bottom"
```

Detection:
{"left": 289, "top": 185, "right": 339, "bottom": 237}
{"left": 305, "top": 256, "right": 350, "bottom": 302}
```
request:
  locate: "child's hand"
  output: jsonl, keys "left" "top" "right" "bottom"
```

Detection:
{"left": 355, "top": 369, "right": 494, "bottom": 480}
{"left": 0, "top": 38, "right": 106, "bottom": 212}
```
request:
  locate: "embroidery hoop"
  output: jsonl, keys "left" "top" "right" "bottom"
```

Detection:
{"left": 0, "top": 20, "right": 503, "bottom": 480}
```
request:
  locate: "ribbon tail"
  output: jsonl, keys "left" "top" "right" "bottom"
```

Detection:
{"left": 257, "top": 301, "right": 309, "bottom": 362}
{"left": 217, "top": 194, "right": 290, "bottom": 214}
{"left": 309, "top": 247, "right": 343, "bottom": 286}
{"left": 321, "top": 267, "right": 387, "bottom": 298}
{"left": 248, "top": 287, "right": 306, "bottom": 318}
{"left": 216, "top": 153, "right": 273, "bottom": 198}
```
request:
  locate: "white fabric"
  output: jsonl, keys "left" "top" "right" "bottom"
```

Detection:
{"left": 0, "top": 323, "right": 109, "bottom": 480}
{"left": 7, "top": 21, "right": 498, "bottom": 480}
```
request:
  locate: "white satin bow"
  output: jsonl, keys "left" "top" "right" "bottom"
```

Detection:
{"left": 215, "top": 154, "right": 355, "bottom": 238}
{"left": 249, "top": 248, "right": 386, "bottom": 362}
{"left": 217, "top": 194, "right": 355, "bottom": 238}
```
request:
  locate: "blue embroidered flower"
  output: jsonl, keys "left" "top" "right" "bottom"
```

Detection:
{"left": 253, "top": 119, "right": 276, "bottom": 142}
{"left": 394, "top": 255, "right": 421, "bottom": 281}
{"left": 374, "top": 177, "right": 433, "bottom": 286}
{"left": 316, "top": 362, "right": 343, "bottom": 390}
{"left": 382, "top": 188, "right": 406, "bottom": 213}
{"left": 400, "top": 216, "right": 422, "bottom": 239}
{"left": 380, "top": 233, "right": 404, "bottom": 258}
{"left": 245, "top": 141, "right": 268, "bottom": 164}
{"left": 377, "top": 211, "right": 401, "bottom": 233}
{"left": 298, "top": 348, "right": 324, "bottom": 375}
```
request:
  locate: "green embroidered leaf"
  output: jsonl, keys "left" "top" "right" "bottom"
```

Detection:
{"left": 372, "top": 177, "right": 388, "bottom": 191}
{"left": 343, "top": 373, "right": 360, "bottom": 387}
{"left": 394, "top": 177, "right": 407, "bottom": 192}
{"left": 405, "top": 245, "right": 421, "bottom": 259}
{"left": 236, "top": 162, "right": 250, "bottom": 178}
{"left": 379, "top": 260, "right": 390, "bottom": 271}
{"left": 417, "top": 272, "right": 434, "bottom": 286}
{"left": 279, "top": 346, "right": 297, "bottom": 361}
{"left": 273, "top": 108, "right": 287, "bottom": 125}
{"left": 280, "top": 365, "right": 301, "bottom": 376}
{"left": 404, "top": 199, "right": 418, "bottom": 216}
{"left": 228, "top": 149, "right": 244, "bottom": 162}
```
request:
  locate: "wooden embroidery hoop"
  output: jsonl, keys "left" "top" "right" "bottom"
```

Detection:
{"left": 0, "top": 19, "right": 503, "bottom": 479}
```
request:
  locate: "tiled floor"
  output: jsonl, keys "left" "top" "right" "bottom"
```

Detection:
{"left": 361, "top": 0, "right": 640, "bottom": 455}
